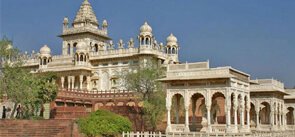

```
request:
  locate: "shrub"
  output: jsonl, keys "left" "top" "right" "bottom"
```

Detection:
{"left": 77, "top": 110, "right": 132, "bottom": 137}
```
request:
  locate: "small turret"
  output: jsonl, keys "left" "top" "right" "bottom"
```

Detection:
{"left": 63, "top": 17, "right": 69, "bottom": 30}
{"left": 138, "top": 22, "right": 153, "bottom": 46}
{"left": 166, "top": 33, "right": 179, "bottom": 63}
{"left": 75, "top": 42, "right": 89, "bottom": 66}
{"left": 39, "top": 45, "right": 52, "bottom": 68}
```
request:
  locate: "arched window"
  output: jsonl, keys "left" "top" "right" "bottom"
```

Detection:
{"left": 145, "top": 38, "right": 150, "bottom": 45}
{"left": 73, "top": 43, "right": 77, "bottom": 53}
{"left": 141, "top": 37, "right": 144, "bottom": 45}
{"left": 43, "top": 58, "right": 47, "bottom": 65}
{"left": 67, "top": 43, "right": 71, "bottom": 55}
{"left": 76, "top": 54, "right": 79, "bottom": 61}
{"left": 80, "top": 55, "right": 83, "bottom": 62}
{"left": 94, "top": 44, "right": 98, "bottom": 52}
{"left": 172, "top": 48, "right": 175, "bottom": 54}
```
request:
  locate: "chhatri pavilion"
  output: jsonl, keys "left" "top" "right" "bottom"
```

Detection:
{"left": 2, "top": 0, "right": 295, "bottom": 135}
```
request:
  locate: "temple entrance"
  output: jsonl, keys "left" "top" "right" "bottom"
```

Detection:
{"left": 189, "top": 93, "right": 205, "bottom": 132}
{"left": 171, "top": 94, "right": 185, "bottom": 124}
{"left": 260, "top": 102, "right": 271, "bottom": 124}
{"left": 211, "top": 92, "right": 226, "bottom": 124}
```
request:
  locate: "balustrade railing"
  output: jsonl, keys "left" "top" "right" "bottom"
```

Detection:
{"left": 123, "top": 131, "right": 295, "bottom": 137}
{"left": 57, "top": 89, "right": 135, "bottom": 99}
{"left": 211, "top": 124, "right": 226, "bottom": 133}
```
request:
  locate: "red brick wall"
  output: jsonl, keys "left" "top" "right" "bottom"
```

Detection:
{"left": 0, "top": 120, "right": 84, "bottom": 137}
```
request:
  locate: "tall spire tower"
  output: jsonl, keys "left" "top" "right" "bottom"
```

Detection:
{"left": 73, "top": 0, "right": 99, "bottom": 28}
{"left": 59, "top": 0, "right": 111, "bottom": 56}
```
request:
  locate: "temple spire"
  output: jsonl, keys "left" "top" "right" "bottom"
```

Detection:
{"left": 73, "top": 0, "right": 98, "bottom": 27}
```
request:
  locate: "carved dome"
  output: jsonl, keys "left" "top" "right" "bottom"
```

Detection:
{"left": 40, "top": 45, "right": 51, "bottom": 56}
{"left": 76, "top": 42, "right": 87, "bottom": 53}
{"left": 140, "top": 22, "right": 152, "bottom": 34}
{"left": 166, "top": 33, "right": 178, "bottom": 47}
{"left": 167, "top": 33, "right": 177, "bottom": 43}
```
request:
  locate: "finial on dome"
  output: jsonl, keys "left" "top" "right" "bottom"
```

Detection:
{"left": 102, "top": 19, "right": 108, "bottom": 28}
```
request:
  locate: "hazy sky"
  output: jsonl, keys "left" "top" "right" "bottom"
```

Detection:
{"left": 1, "top": 0, "right": 295, "bottom": 87}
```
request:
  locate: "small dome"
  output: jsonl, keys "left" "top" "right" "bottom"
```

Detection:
{"left": 140, "top": 22, "right": 152, "bottom": 34}
{"left": 76, "top": 42, "right": 87, "bottom": 52}
{"left": 166, "top": 33, "right": 177, "bottom": 43}
{"left": 40, "top": 45, "right": 51, "bottom": 55}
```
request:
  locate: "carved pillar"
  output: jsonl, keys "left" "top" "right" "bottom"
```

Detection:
{"left": 246, "top": 108, "right": 250, "bottom": 129}
{"left": 166, "top": 92, "right": 172, "bottom": 133}
{"left": 226, "top": 105, "right": 231, "bottom": 132}
{"left": 184, "top": 90, "right": 190, "bottom": 132}
{"left": 87, "top": 76, "right": 91, "bottom": 91}
{"left": 240, "top": 106, "right": 245, "bottom": 127}
{"left": 61, "top": 76, "right": 65, "bottom": 89}
{"left": 185, "top": 106, "right": 189, "bottom": 132}
{"left": 275, "top": 109, "right": 278, "bottom": 127}
{"left": 206, "top": 105, "right": 212, "bottom": 133}
{"left": 71, "top": 76, "right": 75, "bottom": 90}
{"left": 166, "top": 106, "right": 172, "bottom": 132}
{"left": 67, "top": 76, "right": 71, "bottom": 90}
{"left": 255, "top": 106, "right": 260, "bottom": 129}
{"left": 234, "top": 104, "right": 238, "bottom": 131}
{"left": 70, "top": 44, "right": 73, "bottom": 55}
{"left": 79, "top": 75, "right": 83, "bottom": 90}
{"left": 271, "top": 110, "right": 275, "bottom": 130}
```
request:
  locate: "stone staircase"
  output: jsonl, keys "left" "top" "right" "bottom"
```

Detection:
{"left": 0, "top": 119, "right": 82, "bottom": 137}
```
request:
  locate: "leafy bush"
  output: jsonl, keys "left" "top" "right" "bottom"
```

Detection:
{"left": 77, "top": 110, "right": 132, "bottom": 137}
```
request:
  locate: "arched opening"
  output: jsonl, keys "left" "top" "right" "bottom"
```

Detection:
{"left": 73, "top": 42, "right": 77, "bottom": 53}
{"left": 94, "top": 44, "right": 98, "bottom": 52}
{"left": 140, "top": 37, "right": 144, "bottom": 45}
{"left": 172, "top": 47, "right": 175, "bottom": 54}
{"left": 145, "top": 37, "right": 150, "bottom": 45}
{"left": 171, "top": 93, "right": 185, "bottom": 124}
{"left": 260, "top": 102, "right": 271, "bottom": 124}
{"left": 286, "top": 107, "right": 294, "bottom": 125}
{"left": 211, "top": 92, "right": 226, "bottom": 124}
{"left": 250, "top": 103, "right": 256, "bottom": 128}
{"left": 43, "top": 58, "right": 47, "bottom": 65}
{"left": 190, "top": 93, "right": 205, "bottom": 132}
{"left": 80, "top": 54, "right": 84, "bottom": 62}
{"left": 168, "top": 47, "right": 171, "bottom": 54}
{"left": 67, "top": 43, "right": 71, "bottom": 55}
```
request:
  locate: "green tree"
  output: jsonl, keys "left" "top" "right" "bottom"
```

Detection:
{"left": 78, "top": 110, "right": 132, "bottom": 137}
{"left": 121, "top": 64, "right": 166, "bottom": 131}
{"left": 34, "top": 72, "right": 58, "bottom": 117}
{"left": 0, "top": 37, "right": 58, "bottom": 119}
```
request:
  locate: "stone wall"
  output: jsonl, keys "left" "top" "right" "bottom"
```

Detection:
{"left": 0, "top": 119, "right": 84, "bottom": 137}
